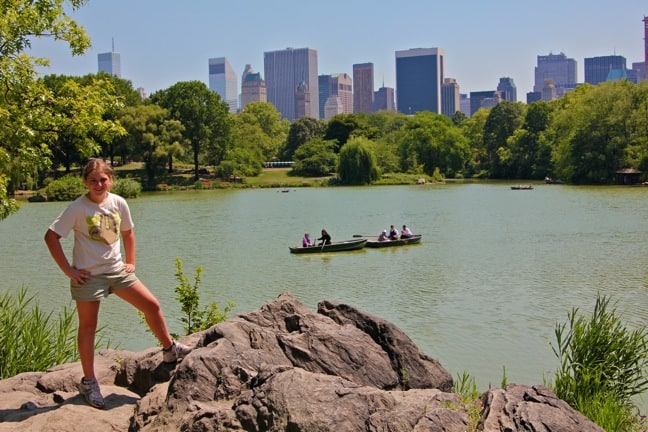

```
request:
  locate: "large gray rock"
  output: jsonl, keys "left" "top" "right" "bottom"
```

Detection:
{"left": 0, "top": 292, "right": 605, "bottom": 431}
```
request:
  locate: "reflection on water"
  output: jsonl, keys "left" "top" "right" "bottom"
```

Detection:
{"left": 2, "top": 183, "right": 647, "bottom": 399}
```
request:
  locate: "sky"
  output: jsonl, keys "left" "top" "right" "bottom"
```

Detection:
{"left": 30, "top": 0, "right": 647, "bottom": 100}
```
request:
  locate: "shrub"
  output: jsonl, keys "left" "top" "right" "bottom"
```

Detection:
{"left": 112, "top": 178, "right": 142, "bottom": 198}
{"left": 551, "top": 293, "right": 648, "bottom": 431}
{"left": 172, "top": 258, "right": 235, "bottom": 337}
{"left": 43, "top": 174, "right": 85, "bottom": 201}
{"left": 0, "top": 288, "right": 111, "bottom": 379}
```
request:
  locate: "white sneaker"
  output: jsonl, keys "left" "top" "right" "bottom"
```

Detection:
{"left": 162, "top": 341, "right": 193, "bottom": 363}
{"left": 78, "top": 377, "right": 105, "bottom": 409}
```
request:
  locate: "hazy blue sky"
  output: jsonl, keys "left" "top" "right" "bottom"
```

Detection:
{"left": 31, "top": 0, "right": 647, "bottom": 99}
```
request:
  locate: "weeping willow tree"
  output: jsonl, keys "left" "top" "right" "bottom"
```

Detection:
{"left": 337, "top": 136, "right": 380, "bottom": 185}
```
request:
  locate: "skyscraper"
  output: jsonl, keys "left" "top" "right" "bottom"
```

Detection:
{"left": 318, "top": 73, "right": 352, "bottom": 119}
{"left": 584, "top": 56, "right": 627, "bottom": 85}
{"left": 373, "top": 86, "right": 395, "bottom": 112}
{"left": 264, "top": 47, "right": 319, "bottom": 120}
{"left": 240, "top": 64, "right": 267, "bottom": 110}
{"left": 441, "top": 78, "right": 460, "bottom": 117}
{"left": 98, "top": 52, "right": 121, "bottom": 77}
{"left": 496, "top": 77, "right": 517, "bottom": 102}
{"left": 353, "top": 63, "right": 374, "bottom": 113}
{"left": 533, "top": 53, "right": 577, "bottom": 93}
{"left": 208, "top": 57, "right": 238, "bottom": 113}
{"left": 395, "top": 48, "right": 444, "bottom": 114}
{"left": 644, "top": 16, "right": 648, "bottom": 66}
{"left": 470, "top": 90, "right": 499, "bottom": 116}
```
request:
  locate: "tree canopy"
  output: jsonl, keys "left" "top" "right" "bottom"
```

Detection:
{"left": 0, "top": 0, "right": 124, "bottom": 220}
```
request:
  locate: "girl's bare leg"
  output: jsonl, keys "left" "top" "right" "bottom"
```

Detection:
{"left": 76, "top": 300, "right": 101, "bottom": 379}
{"left": 115, "top": 281, "right": 173, "bottom": 349}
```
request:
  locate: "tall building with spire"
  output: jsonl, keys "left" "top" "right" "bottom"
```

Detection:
{"left": 209, "top": 57, "right": 238, "bottom": 113}
{"left": 240, "top": 64, "right": 266, "bottom": 110}
{"left": 373, "top": 85, "right": 395, "bottom": 112}
{"left": 264, "top": 47, "right": 319, "bottom": 120}
{"left": 395, "top": 48, "right": 444, "bottom": 114}
{"left": 97, "top": 39, "right": 121, "bottom": 77}
{"left": 353, "top": 63, "right": 374, "bottom": 113}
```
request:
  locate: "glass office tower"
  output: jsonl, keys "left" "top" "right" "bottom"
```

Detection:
{"left": 209, "top": 57, "right": 238, "bottom": 113}
{"left": 98, "top": 52, "right": 121, "bottom": 77}
{"left": 395, "top": 48, "right": 444, "bottom": 114}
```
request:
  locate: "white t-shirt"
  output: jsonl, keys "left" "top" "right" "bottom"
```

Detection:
{"left": 49, "top": 193, "right": 134, "bottom": 275}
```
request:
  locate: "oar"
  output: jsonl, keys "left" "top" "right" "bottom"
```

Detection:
{"left": 352, "top": 234, "right": 372, "bottom": 238}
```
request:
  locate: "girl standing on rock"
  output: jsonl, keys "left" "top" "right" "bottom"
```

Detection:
{"left": 44, "top": 158, "right": 191, "bottom": 409}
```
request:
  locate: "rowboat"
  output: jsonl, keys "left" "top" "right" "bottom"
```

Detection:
{"left": 511, "top": 184, "right": 534, "bottom": 190}
{"left": 365, "top": 234, "right": 422, "bottom": 248}
{"left": 289, "top": 238, "right": 367, "bottom": 254}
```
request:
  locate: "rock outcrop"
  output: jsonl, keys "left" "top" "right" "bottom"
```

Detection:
{"left": 0, "top": 292, "right": 604, "bottom": 431}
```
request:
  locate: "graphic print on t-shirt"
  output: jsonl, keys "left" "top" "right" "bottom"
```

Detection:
{"left": 86, "top": 213, "right": 121, "bottom": 244}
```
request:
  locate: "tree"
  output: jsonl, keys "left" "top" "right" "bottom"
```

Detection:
{"left": 236, "top": 102, "right": 289, "bottom": 162}
{"left": 282, "top": 117, "right": 327, "bottom": 161}
{"left": 337, "top": 137, "right": 380, "bottom": 185}
{"left": 324, "top": 114, "right": 360, "bottom": 152}
{"left": 291, "top": 138, "right": 337, "bottom": 177}
{"left": 41, "top": 74, "right": 126, "bottom": 173}
{"left": 0, "top": 0, "right": 127, "bottom": 220}
{"left": 482, "top": 101, "right": 527, "bottom": 178}
{"left": 117, "top": 104, "right": 181, "bottom": 187}
{"left": 549, "top": 81, "right": 645, "bottom": 184}
{"left": 460, "top": 109, "right": 489, "bottom": 177}
{"left": 397, "top": 112, "right": 470, "bottom": 177}
{"left": 151, "top": 81, "right": 230, "bottom": 181}
{"left": 504, "top": 101, "right": 552, "bottom": 179}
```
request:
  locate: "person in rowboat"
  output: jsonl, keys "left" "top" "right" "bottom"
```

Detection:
{"left": 400, "top": 225, "right": 413, "bottom": 239}
{"left": 317, "top": 229, "right": 331, "bottom": 245}
{"left": 388, "top": 225, "right": 399, "bottom": 240}
{"left": 302, "top": 233, "right": 313, "bottom": 247}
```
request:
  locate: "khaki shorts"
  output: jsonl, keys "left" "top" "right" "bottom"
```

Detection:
{"left": 70, "top": 270, "right": 139, "bottom": 301}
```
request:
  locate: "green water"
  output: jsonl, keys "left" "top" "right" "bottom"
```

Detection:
{"left": 2, "top": 183, "right": 647, "bottom": 399}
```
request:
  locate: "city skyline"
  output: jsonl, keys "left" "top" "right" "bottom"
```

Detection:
{"left": 30, "top": 1, "right": 647, "bottom": 99}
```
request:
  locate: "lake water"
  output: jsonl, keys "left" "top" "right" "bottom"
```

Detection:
{"left": 2, "top": 182, "right": 647, "bottom": 401}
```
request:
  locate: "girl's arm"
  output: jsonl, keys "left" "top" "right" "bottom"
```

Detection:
{"left": 44, "top": 229, "right": 89, "bottom": 284}
{"left": 121, "top": 228, "right": 137, "bottom": 273}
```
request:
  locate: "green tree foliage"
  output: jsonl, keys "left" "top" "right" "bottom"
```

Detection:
{"left": 396, "top": 112, "right": 470, "bottom": 177}
{"left": 482, "top": 101, "right": 527, "bottom": 178}
{"left": 282, "top": 117, "right": 327, "bottom": 161}
{"left": 291, "top": 138, "right": 337, "bottom": 177}
{"left": 460, "top": 109, "right": 489, "bottom": 178}
{"left": 42, "top": 174, "right": 85, "bottom": 201}
{"left": 499, "top": 102, "right": 552, "bottom": 179}
{"left": 0, "top": 0, "right": 128, "bottom": 220}
{"left": 236, "top": 102, "right": 289, "bottom": 162}
{"left": 151, "top": 81, "right": 231, "bottom": 181}
{"left": 222, "top": 103, "right": 287, "bottom": 177}
{"left": 337, "top": 137, "right": 380, "bottom": 185}
{"left": 324, "top": 114, "right": 360, "bottom": 152}
{"left": 550, "top": 81, "right": 648, "bottom": 184}
{"left": 117, "top": 104, "right": 183, "bottom": 187}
